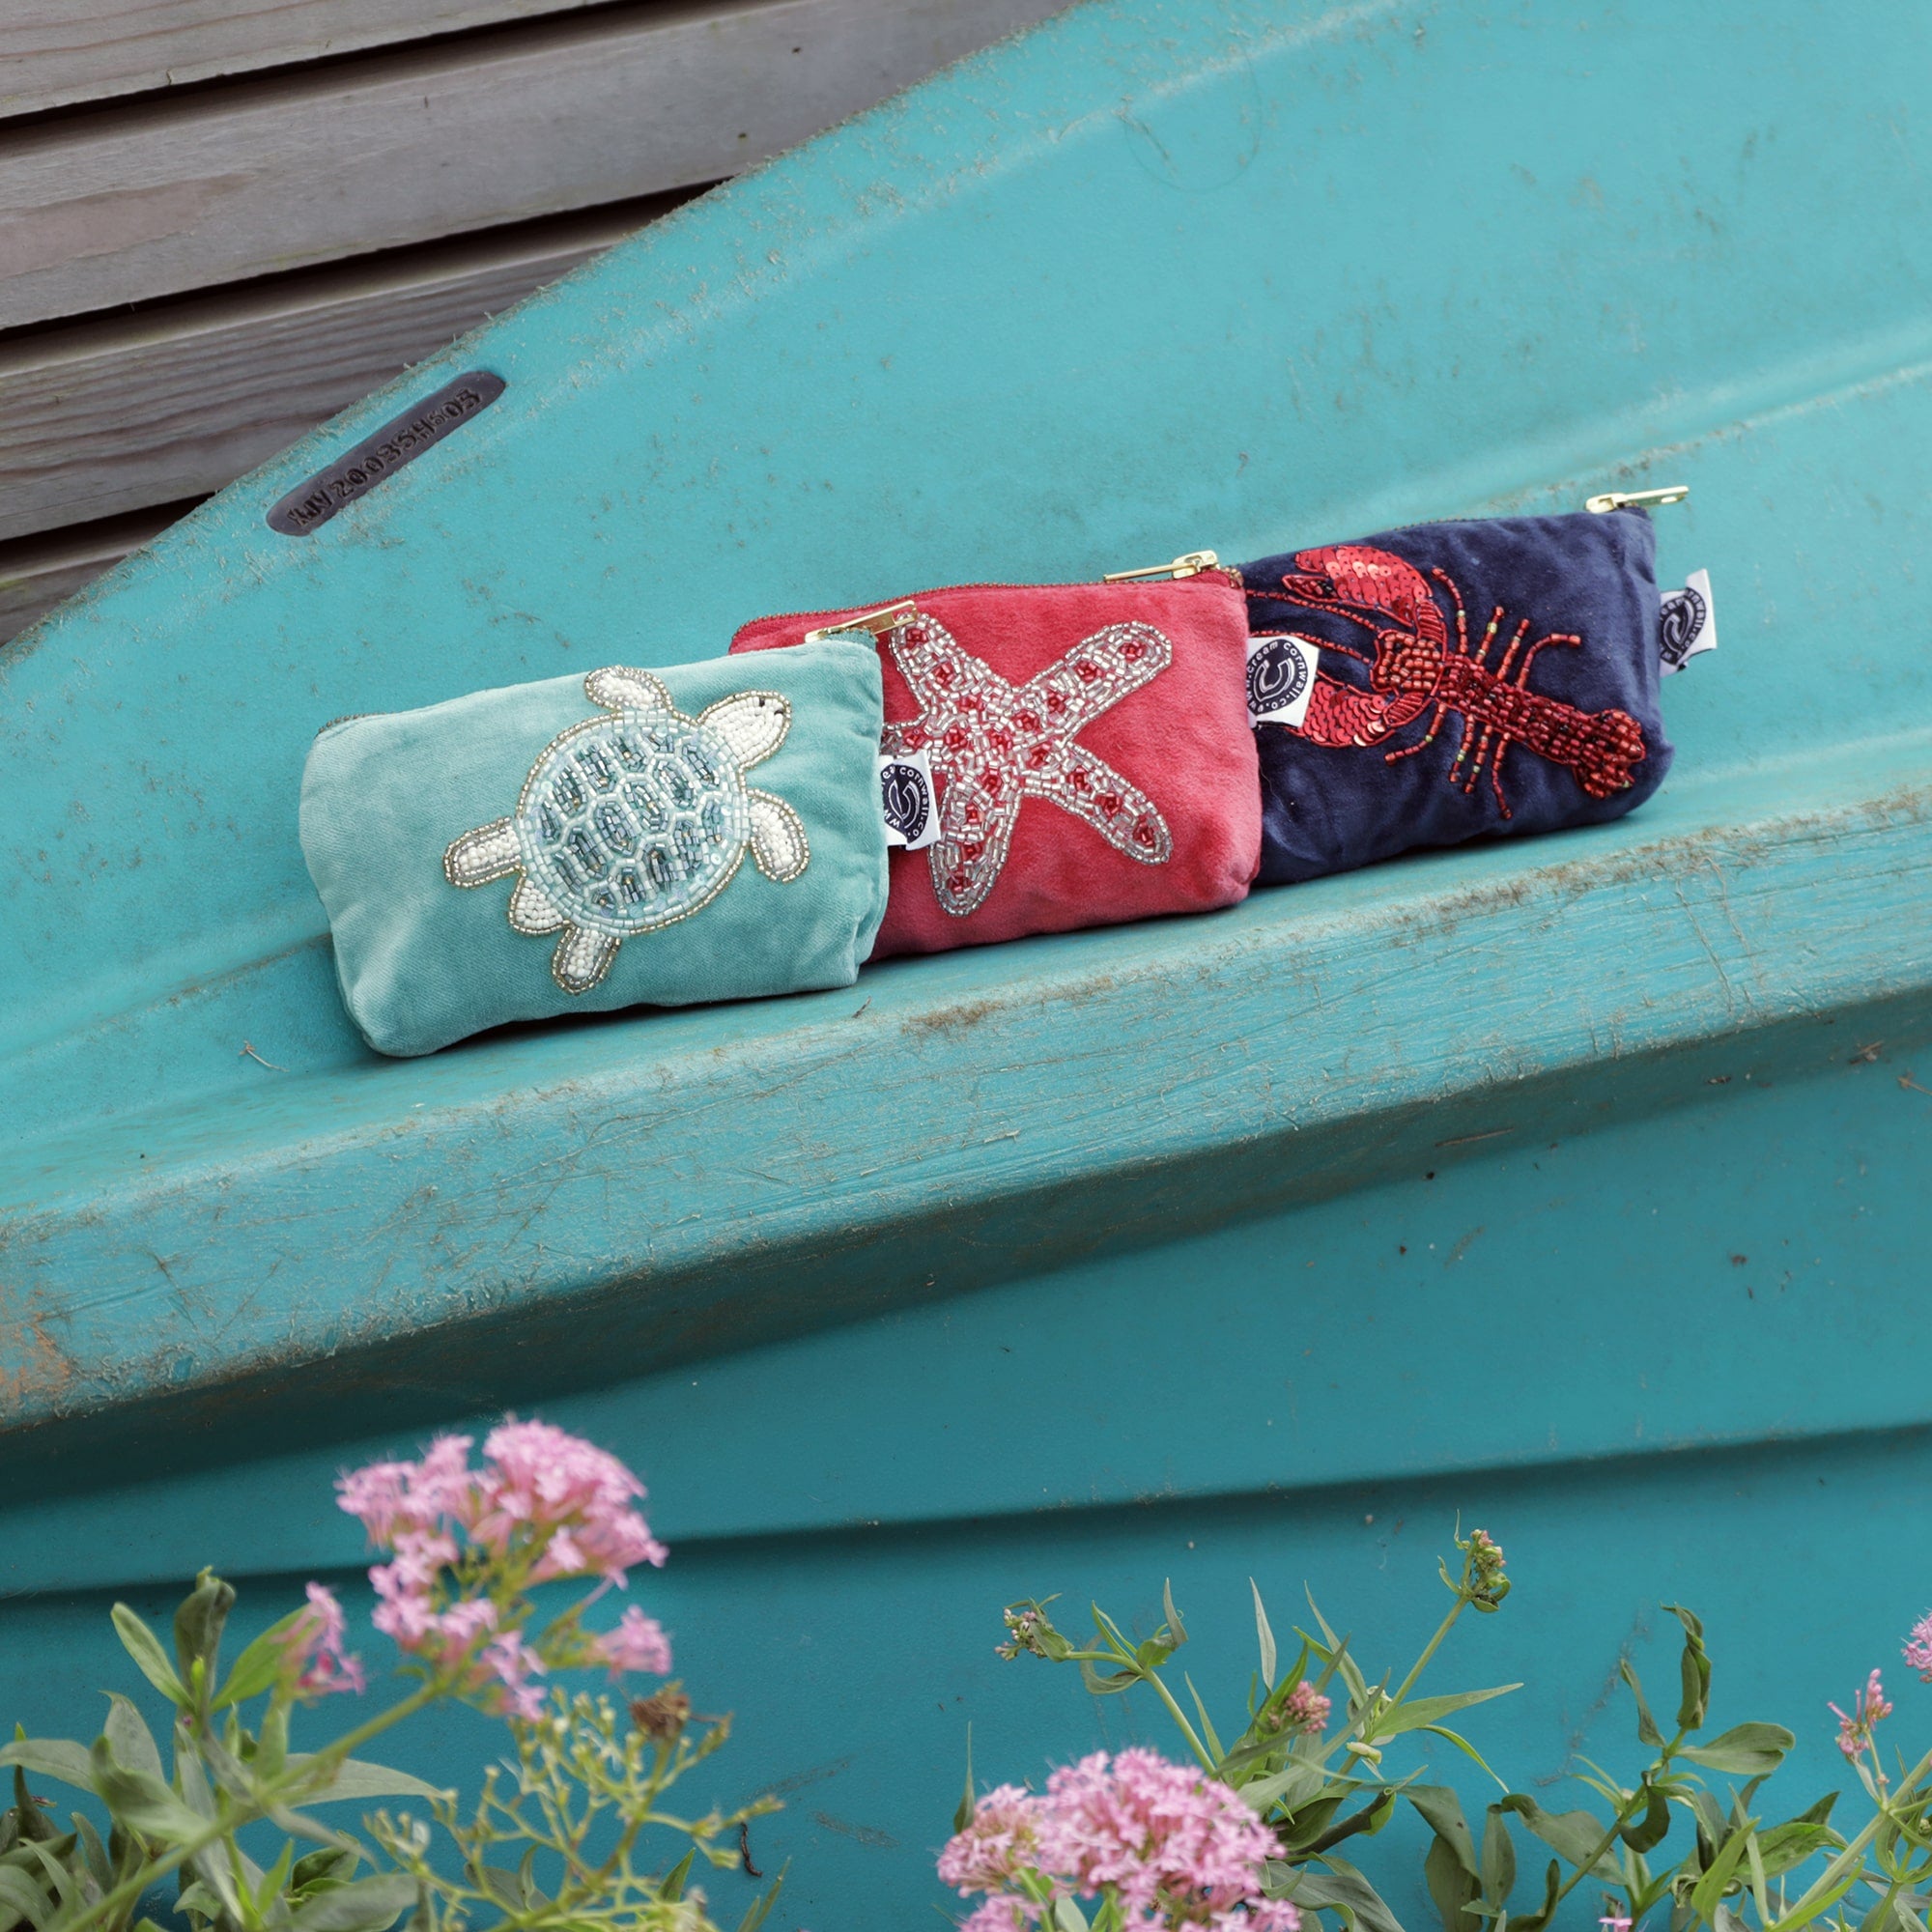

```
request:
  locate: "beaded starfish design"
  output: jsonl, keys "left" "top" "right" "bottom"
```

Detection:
{"left": 879, "top": 614, "right": 1173, "bottom": 916}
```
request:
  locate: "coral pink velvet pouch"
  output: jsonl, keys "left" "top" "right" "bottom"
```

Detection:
{"left": 731, "top": 577, "right": 1261, "bottom": 958}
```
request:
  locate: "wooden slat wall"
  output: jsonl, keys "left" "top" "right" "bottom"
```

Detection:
{"left": 0, "top": 0, "right": 1065, "bottom": 643}
{"left": 0, "top": 1, "right": 611, "bottom": 115}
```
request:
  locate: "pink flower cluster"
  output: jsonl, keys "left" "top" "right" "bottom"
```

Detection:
{"left": 1831, "top": 1668, "right": 1892, "bottom": 1762}
{"left": 336, "top": 1421, "right": 672, "bottom": 1720}
{"left": 939, "top": 1749, "right": 1299, "bottom": 1932}
{"left": 284, "top": 1583, "right": 365, "bottom": 1699}
{"left": 1904, "top": 1612, "right": 1932, "bottom": 1682}
{"left": 1274, "top": 1682, "right": 1329, "bottom": 1738}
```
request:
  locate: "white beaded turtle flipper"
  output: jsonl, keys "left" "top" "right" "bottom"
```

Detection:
{"left": 444, "top": 666, "right": 810, "bottom": 993}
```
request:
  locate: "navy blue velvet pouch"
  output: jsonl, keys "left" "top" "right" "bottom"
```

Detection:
{"left": 1237, "top": 509, "right": 1672, "bottom": 885}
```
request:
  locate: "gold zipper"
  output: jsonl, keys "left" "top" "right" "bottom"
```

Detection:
{"left": 802, "top": 597, "right": 922, "bottom": 644}
{"left": 1585, "top": 485, "right": 1690, "bottom": 514}
{"left": 742, "top": 559, "right": 1231, "bottom": 650}
{"left": 1102, "top": 550, "right": 1221, "bottom": 582}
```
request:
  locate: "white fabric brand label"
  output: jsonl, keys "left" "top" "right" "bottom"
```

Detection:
{"left": 1245, "top": 634, "right": 1320, "bottom": 728}
{"left": 877, "top": 748, "right": 938, "bottom": 849}
{"left": 1659, "top": 568, "right": 1717, "bottom": 675}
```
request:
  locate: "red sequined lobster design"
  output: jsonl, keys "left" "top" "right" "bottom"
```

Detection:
{"left": 1253, "top": 544, "right": 1647, "bottom": 817}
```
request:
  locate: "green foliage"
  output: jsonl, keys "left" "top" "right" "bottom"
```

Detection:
{"left": 989, "top": 1523, "right": 1932, "bottom": 1932}
{"left": 0, "top": 1574, "right": 770, "bottom": 1932}
{"left": 368, "top": 1690, "right": 781, "bottom": 1932}
{"left": 993, "top": 1522, "right": 1524, "bottom": 1931}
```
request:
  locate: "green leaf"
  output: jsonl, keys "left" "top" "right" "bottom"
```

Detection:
{"left": 0, "top": 1744, "right": 93, "bottom": 1795}
{"left": 1376, "top": 1686, "right": 1520, "bottom": 1739}
{"left": 19, "top": 1843, "right": 76, "bottom": 1916}
{"left": 1680, "top": 1724, "right": 1796, "bottom": 1777}
{"left": 954, "top": 1724, "right": 976, "bottom": 1836}
{"left": 1161, "top": 1579, "right": 1188, "bottom": 1649}
{"left": 175, "top": 1744, "right": 215, "bottom": 1822}
{"left": 1275, "top": 1793, "right": 1349, "bottom": 1856}
{"left": 1078, "top": 1660, "right": 1139, "bottom": 1697}
{"left": 1408, "top": 1788, "right": 1479, "bottom": 1879}
{"left": 1184, "top": 1675, "right": 1225, "bottom": 1763}
{"left": 1424, "top": 1833, "right": 1481, "bottom": 1932}
{"left": 657, "top": 1850, "right": 696, "bottom": 1903}
{"left": 1506, "top": 1861, "right": 1563, "bottom": 1932}
{"left": 258, "top": 1696, "right": 290, "bottom": 1784}
{"left": 286, "top": 1874, "right": 417, "bottom": 1932}
{"left": 1664, "top": 1604, "right": 1711, "bottom": 1733}
{"left": 1236, "top": 1756, "right": 1324, "bottom": 1818}
{"left": 734, "top": 1866, "right": 787, "bottom": 1932}
{"left": 88, "top": 1739, "right": 206, "bottom": 1844}
{"left": 284, "top": 1758, "right": 451, "bottom": 1804}
{"left": 1303, "top": 1793, "right": 1397, "bottom": 1857}
{"left": 1480, "top": 1805, "right": 1516, "bottom": 1907}
{"left": 101, "top": 1696, "right": 164, "bottom": 1787}
{"left": 1498, "top": 1796, "right": 1619, "bottom": 1875}
{"left": 257, "top": 1839, "right": 297, "bottom": 1914}
{"left": 265, "top": 1804, "right": 358, "bottom": 1855}
{"left": 475, "top": 1866, "right": 523, "bottom": 1911}
{"left": 1253, "top": 1582, "right": 1278, "bottom": 1690}
{"left": 1619, "top": 1783, "right": 1672, "bottom": 1856}
{"left": 7, "top": 1769, "right": 54, "bottom": 1847}
{"left": 513, "top": 1846, "right": 547, "bottom": 1910}
{"left": 71, "top": 1813, "right": 110, "bottom": 1892}
{"left": 0, "top": 1867, "right": 51, "bottom": 1932}
{"left": 1689, "top": 1788, "right": 1728, "bottom": 1859}
{"left": 1621, "top": 1660, "right": 1664, "bottom": 1749}
{"left": 197, "top": 1724, "right": 259, "bottom": 1805}
{"left": 291, "top": 1851, "right": 357, "bottom": 1894}
{"left": 1744, "top": 1817, "right": 1774, "bottom": 1928}
{"left": 1767, "top": 1874, "right": 1859, "bottom": 1932}
{"left": 1756, "top": 1805, "right": 1840, "bottom": 1880}
{"left": 214, "top": 1613, "right": 303, "bottom": 1713}
{"left": 1302, "top": 1593, "right": 1370, "bottom": 1708}
{"left": 1052, "top": 1897, "right": 1091, "bottom": 1932}
{"left": 1689, "top": 1818, "right": 1756, "bottom": 1923}
{"left": 1419, "top": 1727, "right": 1510, "bottom": 1790}
{"left": 1287, "top": 1855, "right": 1407, "bottom": 1932}
{"left": 108, "top": 1607, "right": 188, "bottom": 1710}
{"left": 173, "top": 1573, "right": 238, "bottom": 1695}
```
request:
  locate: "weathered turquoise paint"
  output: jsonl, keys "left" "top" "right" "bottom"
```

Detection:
{"left": 3, "top": 0, "right": 1930, "bottom": 1926}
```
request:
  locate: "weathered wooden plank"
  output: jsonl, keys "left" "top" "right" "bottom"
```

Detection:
{"left": 0, "top": 195, "right": 691, "bottom": 545}
{"left": 0, "top": 504, "right": 184, "bottom": 646}
{"left": 0, "top": 0, "right": 1063, "bottom": 330}
{"left": 0, "top": 0, "right": 607, "bottom": 119}
{"left": 5, "top": 733, "right": 1932, "bottom": 1449}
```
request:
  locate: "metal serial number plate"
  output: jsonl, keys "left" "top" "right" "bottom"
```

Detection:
{"left": 265, "top": 370, "right": 506, "bottom": 535}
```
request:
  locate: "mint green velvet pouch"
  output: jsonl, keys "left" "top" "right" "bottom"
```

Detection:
{"left": 301, "top": 640, "right": 890, "bottom": 1057}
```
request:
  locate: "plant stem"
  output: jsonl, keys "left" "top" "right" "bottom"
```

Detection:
{"left": 1388, "top": 1597, "right": 1468, "bottom": 1712}
{"left": 1142, "top": 1670, "right": 1213, "bottom": 1773}
{"left": 1549, "top": 1735, "right": 1685, "bottom": 1910}
{"left": 1062, "top": 1639, "right": 1211, "bottom": 1771}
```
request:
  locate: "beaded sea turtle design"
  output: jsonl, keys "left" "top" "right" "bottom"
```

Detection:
{"left": 443, "top": 666, "right": 809, "bottom": 993}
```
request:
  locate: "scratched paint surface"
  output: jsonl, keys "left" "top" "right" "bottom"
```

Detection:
{"left": 3, "top": 6, "right": 1931, "bottom": 1924}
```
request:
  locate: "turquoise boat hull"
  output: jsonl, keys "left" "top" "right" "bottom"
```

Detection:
{"left": 5, "top": 1, "right": 1932, "bottom": 1924}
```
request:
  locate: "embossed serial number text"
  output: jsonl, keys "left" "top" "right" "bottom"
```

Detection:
{"left": 266, "top": 370, "right": 506, "bottom": 535}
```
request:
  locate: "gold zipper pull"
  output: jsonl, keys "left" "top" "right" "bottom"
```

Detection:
{"left": 1585, "top": 485, "right": 1690, "bottom": 514}
{"left": 1103, "top": 550, "right": 1221, "bottom": 582}
{"left": 804, "top": 596, "right": 921, "bottom": 643}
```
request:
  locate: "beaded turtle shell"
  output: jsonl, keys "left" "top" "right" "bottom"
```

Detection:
{"left": 443, "top": 666, "right": 810, "bottom": 992}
